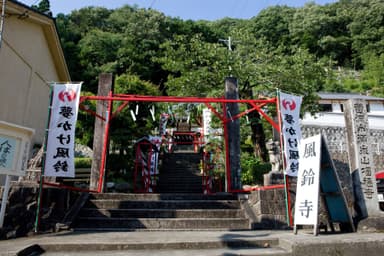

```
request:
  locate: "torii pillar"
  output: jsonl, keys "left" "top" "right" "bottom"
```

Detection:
{"left": 90, "top": 73, "right": 113, "bottom": 191}
{"left": 225, "top": 77, "right": 241, "bottom": 191}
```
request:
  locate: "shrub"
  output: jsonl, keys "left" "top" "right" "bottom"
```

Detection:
{"left": 241, "top": 152, "right": 271, "bottom": 185}
{"left": 74, "top": 157, "right": 92, "bottom": 168}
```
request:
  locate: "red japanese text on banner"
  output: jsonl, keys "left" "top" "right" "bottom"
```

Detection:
{"left": 279, "top": 92, "right": 302, "bottom": 177}
{"left": 44, "top": 83, "right": 82, "bottom": 177}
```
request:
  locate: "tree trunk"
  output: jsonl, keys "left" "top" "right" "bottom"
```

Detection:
{"left": 248, "top": 107, "right": 268, "bottom": 162}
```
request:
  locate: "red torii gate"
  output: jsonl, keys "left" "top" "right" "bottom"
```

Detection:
{"left": 77, "top": 93, "right": 281, "bottom": 193}
{"left": 39, "top": 91, "right": 293, "bottom": 231}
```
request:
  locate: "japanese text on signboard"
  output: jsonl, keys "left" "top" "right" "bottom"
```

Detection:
{"left": 0, "top": 137, "right": 15, "bottom": 170}
{"left": 353, "top": 102, "right": 375, "bottom": 200}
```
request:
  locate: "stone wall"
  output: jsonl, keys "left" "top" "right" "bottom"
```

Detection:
{"left": 302, "top": 125, "right": 384, "bottom": 172}
{"left": 242, "top": 188, "right": 289, "bottom": 229}
{"left": 0, "top": 182, "right": 76, "bottom": 239}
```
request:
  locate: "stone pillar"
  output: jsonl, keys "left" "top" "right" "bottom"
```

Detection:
{"left": 344, "top": 99, "right": 381, "bottom": 221}
{"left": 225, "top": 77, "right": 241, "bottom": 190}
{"left": 90, "top": 74, "right": 113, "bottom": 191}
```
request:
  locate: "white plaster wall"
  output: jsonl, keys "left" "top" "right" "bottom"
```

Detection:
{"left": 0, "top": 16, "right": 61, "bottom": 145}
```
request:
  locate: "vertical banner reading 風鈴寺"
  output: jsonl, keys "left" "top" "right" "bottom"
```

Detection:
{"left": 44, "top": 83, "right": 82, "bottom": 177}
{"left": 294, "top": 134, "right": 321, "bottom": 229}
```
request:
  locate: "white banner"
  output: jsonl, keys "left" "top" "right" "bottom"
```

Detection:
{"left": 294, "top": 134, "right": 321, "bottom": 226}
{"left": 279, "top": 92, "right": 302, "bottom": 176}
{"left": 44, "top": 83, "right": 82, "bottom": 177}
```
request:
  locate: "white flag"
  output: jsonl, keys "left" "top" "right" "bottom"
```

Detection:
{"left": 279, "top": 92, "right": 302, "bottom": 177}
{"left": 44, "top": 83, "right": 82, "bottom": 177}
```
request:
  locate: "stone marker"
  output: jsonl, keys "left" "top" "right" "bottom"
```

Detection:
{"left": 344, "top": 99, "right": 384, "bottom": 231}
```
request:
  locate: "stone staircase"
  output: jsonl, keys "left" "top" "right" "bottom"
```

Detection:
{"left": 73, "top": 193, "right": 251, "bottom": 231}
{"left": 157, "top": 152, "right": 203, "bottom": 193}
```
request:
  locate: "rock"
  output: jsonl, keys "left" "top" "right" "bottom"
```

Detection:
{"left": 75, "top": 144, "right": 93, "bottom": 158}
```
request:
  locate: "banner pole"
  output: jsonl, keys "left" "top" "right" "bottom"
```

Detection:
{"left": 276, "top": 89, "right": 292, "bottom": 227}
{"left": 34, "top": 84, "right": 54, "bottom": 233}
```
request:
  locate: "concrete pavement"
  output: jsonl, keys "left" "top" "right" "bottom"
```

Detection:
{"left": 0, "top": 230, "right": 383, "bottom": 256}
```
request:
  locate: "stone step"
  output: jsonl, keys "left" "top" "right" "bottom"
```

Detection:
{"left": 157, "top": 179, "right": 202, "bottom": 186}
{"left": 159, "top": 169, "right": 201, "bottom": 174}
{"left": 162, "top": 160, "right": 200, "bottom": 165}
{"left": 89, "top": 193, "right": 238, "bottom": 201}
{"left": 85, "top": 199, "right": 241, "bottom": 209}
{"left": 79, "top": 208, "right": 245, "bottom": 218}
{"left": 159, "top": 174, "right": 202, "bottom": 178}
{"left": 43, "top": 247, "right": 290, "bottom": 256}
{"left": 157, "top": 183, "right": 201, "bottom": 189}
{"left": 156, "top": 187, "right": 203, "bottom": 193}
{"left": 74, "top": 217, "right": 250, "bottom": 230}
{"left": 163, "top": 152, "right": 201, "bottom": 157}
{"left": 156, "top": 189, "right": 203, "bottom": 194}
{"left": 36, "top": 231, "right": 285, "bottom": 255}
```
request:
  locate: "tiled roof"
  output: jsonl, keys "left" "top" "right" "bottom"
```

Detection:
{"left": 318, "top": 92, "right": 384, "bottom": 101}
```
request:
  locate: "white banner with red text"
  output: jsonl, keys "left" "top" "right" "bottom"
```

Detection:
{"left": 44, "top": 83, "right": 82, "bottom": 177}
{"left": 279, "top": 91, "right": 302, "bottom": 177}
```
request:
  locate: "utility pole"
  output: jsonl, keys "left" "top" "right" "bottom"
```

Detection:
{"left": 219, "top": 36, "right": 233, "bottom": 51}
{"left": 219, "top": 36, "right": 238, "bottom": 76}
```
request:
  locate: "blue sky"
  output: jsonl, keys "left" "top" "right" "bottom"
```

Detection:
{"left": 22, "top": 0, "right": 338, "bottom": 20}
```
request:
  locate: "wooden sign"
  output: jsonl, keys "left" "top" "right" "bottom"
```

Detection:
{"left": 0, "top": 121, "right": 34, "bottom": 227}
{"left": 0, "top": 121, "right": 34, "bottom": 176}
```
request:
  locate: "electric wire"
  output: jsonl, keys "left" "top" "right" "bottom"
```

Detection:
{"left": 149, "top": 0, "right": 157, "bottom": 9}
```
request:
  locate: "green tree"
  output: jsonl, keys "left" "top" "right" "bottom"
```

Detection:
{"left": 157, "top": 29, "right": 329, "bottom": 160}
{"left": 361, "top": 53, "right": 384, "bottom": 96}
{"left": 156, "top": 33, "right": 228, "bottom": 97}
{"left": 246, "top": 5, "right": 295, "bottom": 51}
{"left": 110, "top": 74, "right": 160, "bottom": 156}
{"left": 32, "top": 0, "right": 50, "bottom": 14}
{"left": 349, "top": 0, "right": 384, "bottom": 66}
{"left": 78, "top": 29, "right": 122, "bottom": 92}
{"left": 289, "top": 1, "right": 353, "bottom": 66}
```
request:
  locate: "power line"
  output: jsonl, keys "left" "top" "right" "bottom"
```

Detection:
{"left": 149, "top": 0, "right": 157, "bottom": 9}
{"left": 29, "top": 0, "right": 41, "bottom": 7}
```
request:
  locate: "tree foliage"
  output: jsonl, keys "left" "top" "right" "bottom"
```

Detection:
{"left": 52, "top": 0, "right": 384, "bottom": 164}
{"left": 32, "top": 0, "right": 51, "bottom": 14}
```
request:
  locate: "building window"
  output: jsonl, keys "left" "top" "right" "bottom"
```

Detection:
{"left": 319, "top": 104, "right": 332, "bottom": 112}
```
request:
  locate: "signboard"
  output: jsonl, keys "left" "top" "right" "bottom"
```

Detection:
{"left": 294, "top": 134, "right": 355, "bottom": 235}
{"left": 279, "top": 92, "right": 303, "bottom": 176}
{"left": 0, "top": 121, "right": 34, "bottom": 228}
{"left": 294, "top": 134, "right": 321, "bottom": 231}
{"left": 44, "top": 83, "right": 82, "bottom": 177}
{"left": 0, "top": 121, "right": 34, "bottom": 176}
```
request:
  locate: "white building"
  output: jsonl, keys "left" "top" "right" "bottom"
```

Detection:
{"left": 302, "top": 92, "right": 384, "bottom": 130}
